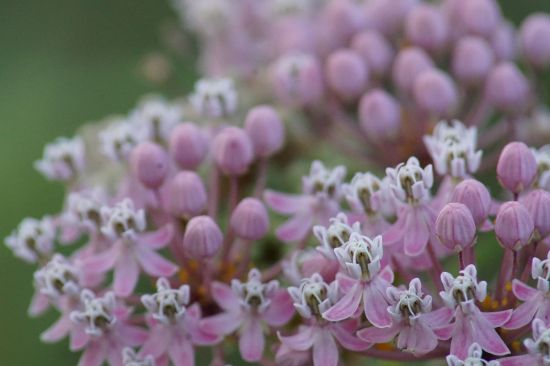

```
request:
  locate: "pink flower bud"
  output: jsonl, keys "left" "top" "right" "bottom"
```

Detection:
{"left": 405, "top": 4, "right": 449, "bottom": 52}
{"left": 522, "top": 189, "right": 550, "bottom": 240}
{"left": 452, "top": 36, "right": 494, "bottom": 85}
{"left": 495, "top": 201, "right": 534, "bottom": 250}
{"left": 497, "top": 142, "right": 537, "bottom": 194}
{"left": 364, "top": 0, "right": 416, "bottom": 37}
{"left": 182, "top": 216, "right": 222, "bottom": 260}
{"left": 131, "top": 142, "right": 169, "bottom": 189}
{"left": 392, "top": 47, "right": 434, "bottom": 94}
{"left": 166, "top": 171, "right": 207, "bottom": 219}
{"left": 319, "top": 0, "right": 366, "bottom": 51}
{"left": 490, "top": 22, "right": 517, "bottom": 61}
{"left": 244, "top": 105, "right": 285, "bottom": 158}
{"left": 230, "top": 198, "right": 269, "bottom": 240}
{"left": 212, "top": 127, "right": 254, "bottom": 176}
{"left": 326, "top": 49, "right": 368, "bottom": 101}
{"left": 451, "top": 179, "right": 491, "bottom": 227}
{"left": 169, "top": 123, "right": 208, "bottom": 170}
{"left": 272, "top": 54, "right": 324, "bottom": 107}
{"left": 351, "top": 31, "right": 394, "bottom": 78}
{"left": 358, "top": 89, "right": 401, "bottom": 140}
{"left": 436, "top": 203, "right": 477, "bottom": 252}
{"left": 413, "top": 69, "right": 458, "bottom": 116}
{"left": 520, "top": 13, "right": 550, "bottom": 68}
{"left": 457, "top": 0, "right": 501, "bottom": 38}
{"left": 486, "top": 63, "right": 529, "bottom": 113}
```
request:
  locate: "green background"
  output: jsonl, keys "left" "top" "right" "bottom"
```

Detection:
{"left": 0, "top": 1, "right": 548, "bottom": 365}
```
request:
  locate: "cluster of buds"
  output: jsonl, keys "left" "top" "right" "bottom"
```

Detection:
{"left": 174, "top": 0, "right": 550, "bottom": 167}
{"left": 5, "top": 1, "right": 550, "bottom": 366}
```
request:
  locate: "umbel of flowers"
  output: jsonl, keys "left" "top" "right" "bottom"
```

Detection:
{"left": 5, "top": 0, "right": 550, "bottom": 366}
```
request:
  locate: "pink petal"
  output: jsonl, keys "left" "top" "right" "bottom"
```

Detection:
{"left": 168, "top": 337, "right": 194, "bottom": 366}
{"left": 184, "top": 311, "right": 222, "bottom": 345}
{"left": 278, "top": 327, "right": 315, "bottom": 351}
{"left": 210, "top": 282, "right": 239, "bottom": 312}
{"left": 106, "top": 344, "right": 125, "bottom": 366}
{"left": 323, "top": 284, "right": 363, "bottom": 322}
{"left": 512, "top": 279, "right": 538, "bottom": 301}
{"left": 239, "top": 317, "right": 265, "bottom": 362}
{"left": 499, "top": 355, "right": 537, "bottom": 366}
{"left": 138, "top": 224, "right": 174, "bottom": 249}
{"left": 201, "top": 312, "right": 242, "bottom": 336}
{"left": 423, "top": 307, "right": 454, "bottom": 328}
{"left": 471, "top": 310, "right": 510, "bottom": 356}
{"left": 40, "top": 315, "right": 71, "bottom": 343}
{"left": 136, "top": 246, "right": 178, "bottom": 277}
{"left": 403, "top": 208, "right": 430, "bottom": 256}
{"left": 363, "top": 280, "right": 392, "bottom": 328}
{"left": 357, "top": 323, "right": 399, "bottom": 343}
{"left": 141, "top": 327, "right": 170, "bottom": 358}
{"left": 78, "top": 341, "right": 106, "bottom": 366}
{"left": 378, "top": 266, "right": 394, "bottom": 283}
{"left": 70, "top": 326, "right": 89, "bottom": 351}
{"left": 264, "top": 190, "right": 303, "bottom": 214}
{"left": 276, "top": 213, "right": 313, "bottom": 242}
{"left": 313, "top": 329, "right": 338, "bottom": 366}
{"left": 114, "top": 254, "right": 140, "bottom": 297}
{"left": 262, "top": 290, "right": 295, "bottom": 327}
{"left": 80, "top": 245, "right": 118, "bottom": 274}
{"left": 483, "top": 310, "right": 512, "bottom": 328}
{"left": 28, "top": 291, "right": 50, "bottom": 317}
{"left": 399, "top": 321, "right": 438, "bottom": 355}
{"left": 433, "top": 323, "right": 454, "bottom": 340}
{"left": 117, "top": 324, "right": 148, "bottom": 346}
{"left": 504, "top": 297, "right": 540, "bottom": 330}
{"left": 382, "top": 215, "right": 406, "bottom": 246}
{"left": 336, "top": 273, "right": 358, "bottom": 292}
{"left": 449, "top": 312, "right": 473, "bottom": 359}
{"left": 330, "top": 323, "right": 371, "bottom": 351}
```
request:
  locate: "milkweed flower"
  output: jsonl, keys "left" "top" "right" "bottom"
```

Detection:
{"left": 201, "top": 269, "right": 294, "bottom": 362}
{"left": 446, "top": 343, "right": 500, "bottom": 366}
{"left": 500, "top": 319, "right": 550, "bottom": 366}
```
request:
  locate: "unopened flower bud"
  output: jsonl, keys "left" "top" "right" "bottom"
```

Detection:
{"left": 497, "top": 142, "right": 537, "bottom": 194}
{"left": 351, "top": 31, "right": 394, "bottom": 78}
{"left": 436, "top": 203, "right": 477, "bottom": 252}
{"left": 131, "top": 142, "right": 169, "bottom": 190}
{"left": 456, "top": 0, "right": 501, "bottom": 38}
{"left": 452, "top": 36, "right": 494, "bottom": 85}
{"left": 520, "top": 13, "right": 550, "bottom": 68}
{"left": 413, "top": 69, "right": 458, "bottom": 116}
{"left": 169, "top": 123, "right": 209, "bottom": 170}
{"left": 182, "top": 216, "right": 222, "bottom": 260}
{"left": 244, "top": 106, "right": 285, "bottom": 158}
{"left": 212, "top": 127, "right": 254, "bottom": 176}
{"left": 451, "top": 179, "right": 491, "bottom": 227}
{"left": 166, "top": 171, "right": 207, "bottom": 219}
{"left": 392, "top": 47, "right": 434, "bottom": 94}
{"left": 491, "top": 22, "right": 517, "bottom": 61}
{"left": 405, "top": 4, "right": 448, "bottom": 52}
{"left": 486, "top": 63, "right": 529, "bottom": 113}
{"left": 326, "top": 49, "right": 368, "bottom": 101}
{"left": 495, "top": 201, "right": 534, "bottom": 250}
{"left": 522, "top": 189, "right": 550, "bottom": 240}
{"left": 358, "top": 89, "right": 401, "bottom": 140}
{"left": 230, "top": 198, "right": 269, "bottom": 241}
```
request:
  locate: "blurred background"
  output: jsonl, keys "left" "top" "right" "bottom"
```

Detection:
{"left": 0, "top": 0, "right": 548, "bottom": 365}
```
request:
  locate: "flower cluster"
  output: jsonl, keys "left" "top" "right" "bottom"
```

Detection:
{"left": 5, "top": 1, "right": 550, "bottom": 366}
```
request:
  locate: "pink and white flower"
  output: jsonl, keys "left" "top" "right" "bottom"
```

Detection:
{"left": 500, "top": 319, "right": 550, "bottom": 366}
{"left": 446, "top": 343, "right": 500, "bottom": 366}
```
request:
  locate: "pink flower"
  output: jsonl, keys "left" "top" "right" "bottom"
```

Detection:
{"left": 81, "top": 199, "right": 177, "bottom": 297}
{"left": 500, "top": 319, "right": 550, "bottom": 366}
{"left": 322, "top": 233, "right": 394, "bottom": 327}
{"left": 278, "top": 273, "right": 370, "bottom": 366}
{"left": 265, "top": 161, "right": 346, "bottom": 242}
{"left": 140, "top": 278, "right": 219, "bottom": 366}
{"left": 201, "top": 269, "right": 294, "bottom": 362}
{"left": 358, "top": 278, "right": 453, "bottom": 355}
{"left": 446, "top": 343, "right": 500, "bottom": 366}
{"left": 504, "top": 252, "right": 550, "bottom": 329}
{"left": 70, "top": 290, "right": 148, "bottom": 366}
{"left": 434, "top": 265, "right": 511, "bottom": 359}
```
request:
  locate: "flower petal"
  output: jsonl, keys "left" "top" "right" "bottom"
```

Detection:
{"left": 78, "top": 341, "right": 106, "bottom": 366}
{"left": 400, "top": 321, "right": 438, "bottom": 355}
{"left": 323, "top": 284, "right": 362, "bottom": 322}
{"left": 499, "top": 355, "right": 537, "bottom": 366}
{"left": 239, "top": 317, "right": 265, "bottom": 362}
{"left": 138, "top": 223, "right": 174, "bottom": 249}
{"left": 449, "top": 312, "right": 473, "bottom": 359}
{"left": 118, "top": 324, "right": 148, "bottom": 346}
{"left": 278, "top": 326, "right": 315, "bottom": 351}
{"left": 210, "top": 282, "right": 239, "bottom": 312}
{"left": 330, "top": 323, "right": 371, "bottom": 351}
{"left": 263, "top": 290, "right": 295, "bottom": 327}
{"left": 363, "top": 280, "right": 392, "bottom": 328}
{"left": 40, "top": 315, "right": 71, "bottom": 343}
{"left": 313, "top": 329, "right": 338, "bottom": 366}
{"left": 80, "top": 245, "right": 118, "bottom": 274}
{"left": 168, "top": 337, "right": 194, "bottom": 366}
{"left": 70, "top": 326, "right": 89, "bottom": 351}
{"left": 114, "top": 254, "right": 139, "bottom": 297}
{"left": 136, "top": 246, "right": 178, "bottom": 277}
{"left": 512, "top": 279, "right": 538, "bottom": 301}
{"left": 403, "top": 208, "right": 430, "bottom": 256}
{"left": 28, "top": 291, "right": 50, "bottom": 317}
{"left": 276, "top": 213, "right": 313, "bottom": 242}
{"left": 141, "top": 327, "right": 170, "bottom": 358}
{"left": 423, "top": 307, "right": 454, "bottom": 328}
{"left": 357, "top": 324, "right": 399, "bottom": 343}
{"left": 483, "top": 310, "right": 512, "bottom": 328}
{"left": 471, "top": 309, "right": 510, "bottom": 356}
{"left": 264, "top": 190, "right": 303, "bottom": 214}
{"left": 201, "top": 312, "right": 242, "bottom": 336}
{"left": 504, "top": 297, "right": 540, "bottom": 330}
